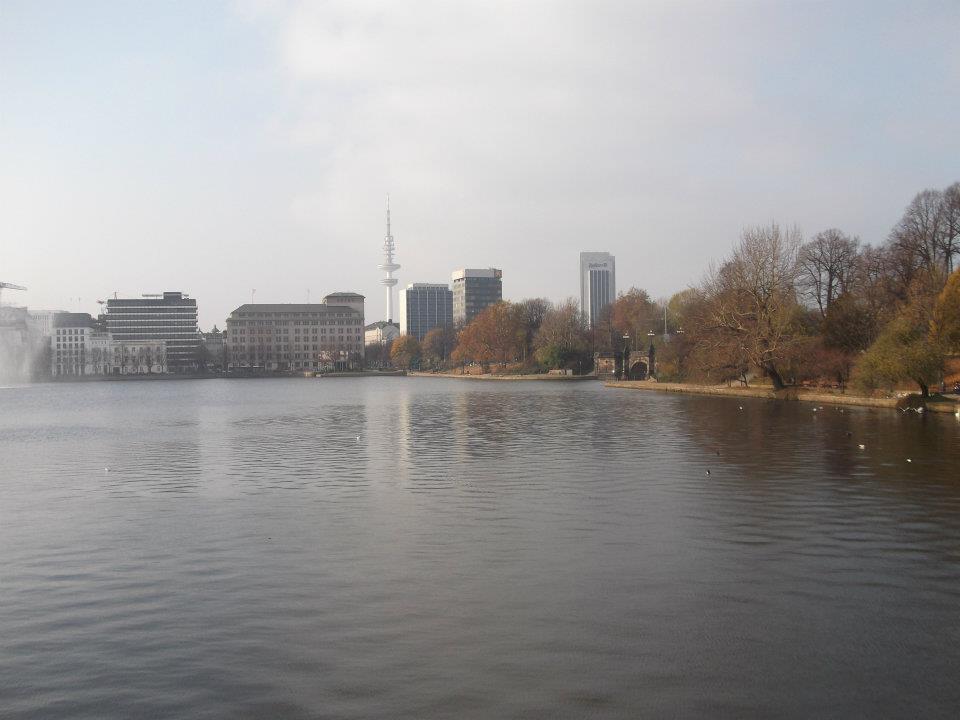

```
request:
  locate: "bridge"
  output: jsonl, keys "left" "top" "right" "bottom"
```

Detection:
{"left": 594, "top": 348, "right": 654, "bottom": 380}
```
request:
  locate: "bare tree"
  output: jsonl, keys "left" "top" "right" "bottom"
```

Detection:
{"left": 697, "top": 223, "right": 803, "bottom": 390}
{"left": 516, "top": 297, "right": 551, "bottom": 363}
{"left": 533, "top": 299, "right": 589, "bottom": 369}
{"left": 891, "top": 188, "right": 946, "bottom": 274}
{"left": 797, "top": 229, "right": 860, "bottom": 317}
{"left": 941, "top": 182, "right": 960, "bottom": 274}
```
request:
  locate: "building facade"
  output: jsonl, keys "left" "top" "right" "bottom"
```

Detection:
{"left": 104, "top": 291, "right": 199, "bottom": 372}
{"left": 51, "top": 312, "right": 97, "bottom": 377}
{"left": 579, "top": 252, "right": 616, "bottom": 328}
{"left": 50, "top": 312, "right": 166, "bottom": 376}
{"left": 201, "top": 327, "right": 226, "bottom": 370}
{"left": 399, "top": 283, "right": 454, "bottom": 339}
{"left": 225, "top": 292, "right": 365, "bottom": 372}
{"left": 109, "top": 341, "right": 168, "bottom": 375}
{"left": 364, "top": 321, "right": 400, "bottom": 346}
{"left": 451, "top": 268, "right": 502, "bottom": 326}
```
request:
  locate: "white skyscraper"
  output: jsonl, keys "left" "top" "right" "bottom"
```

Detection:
{"left": 378, "top": 197, "right": 400, "bottom": 322}
{"left": 579, "top": 252, "right": 616, "bottom": 327}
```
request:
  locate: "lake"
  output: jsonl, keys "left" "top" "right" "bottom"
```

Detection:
{"left": 1, "top": 378, "right": 958, "bottom": 718}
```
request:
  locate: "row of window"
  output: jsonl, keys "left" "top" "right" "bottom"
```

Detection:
{"left": 234, "top": 348, "right": 361, "bottom": 360}
{"left": 235, "top": 312, "right": 355, "bottom": 319}
{"left": 236, "top": 342, "right": 359, "bottom": 350}
{"left": 234, "top": 328, "right": 360, "bottom": 336}
{"left": 105, "top": 312, "right": 197, "bottom": 318}
{"left": 106, "top": 336, "right": 198, "bottom": 343}
{"left": 229, "top": 318, "right": 361, "bottom": 327}
{"left": 108, "top": 327, "right": 199, "bottom": 333}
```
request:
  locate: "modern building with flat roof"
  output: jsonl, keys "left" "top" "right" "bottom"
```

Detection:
{"left": 399, "top": 283, "right": 453, "bottom": 340}
{"left": 225, "top": 292, "right": 365, "bottom": 372}
{"left": 451, "top": 268, "right": 502, "bottom": 326}
{"left": 579, "top": 252, "right": 616, "bottom": 328}
{"left": 104, "top": 291, "right": 199, "bottom": 372}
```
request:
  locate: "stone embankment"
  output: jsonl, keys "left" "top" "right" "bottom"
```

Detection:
{"left": 605, "top": 380, "right": 960, "bottom": 413}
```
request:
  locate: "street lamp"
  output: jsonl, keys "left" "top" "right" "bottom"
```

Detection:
{"left": 622, "top": 334, "right": 630, "bottom": 380}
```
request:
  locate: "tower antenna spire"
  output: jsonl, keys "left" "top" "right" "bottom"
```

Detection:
{"left": 378, "top": 194, "right": 400, "bottom": 323}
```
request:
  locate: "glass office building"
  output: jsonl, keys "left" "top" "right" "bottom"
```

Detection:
{"left": 399, "top": 284, "right": 453, "bottom": 340}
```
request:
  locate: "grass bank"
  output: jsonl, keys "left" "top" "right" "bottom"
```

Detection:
{"left": 604, "top": 380, "right": 960, "bottom": 413}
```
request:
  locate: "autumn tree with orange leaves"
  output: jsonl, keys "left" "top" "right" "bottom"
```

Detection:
{"left": 451, "top": 302, "right": 523, "bottom": 369}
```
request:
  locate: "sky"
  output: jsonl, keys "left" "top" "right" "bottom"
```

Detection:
{"left": 2, "top": 0, "right": 958, "bottom": 329}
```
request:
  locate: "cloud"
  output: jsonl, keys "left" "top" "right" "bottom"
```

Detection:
{"left": 6, "top": 1, "right": 956, "bottom": 327}
{"left": 239, "top": 1, "right": 779, "bottom": 304}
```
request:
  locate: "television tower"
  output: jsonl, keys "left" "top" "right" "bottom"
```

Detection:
{"left": 378, "top": 195, "right": 400, "bottom": 322}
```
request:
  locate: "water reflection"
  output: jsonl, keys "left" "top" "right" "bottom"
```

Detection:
{"left": 1, "top": 378, "right": 959, "bottom": 719}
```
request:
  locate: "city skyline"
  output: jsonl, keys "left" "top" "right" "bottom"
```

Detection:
{"left": 3, "top": 2, "right": 959, "bottom": 329}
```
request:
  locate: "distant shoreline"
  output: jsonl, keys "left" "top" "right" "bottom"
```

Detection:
{"left": 407, "top": 371, "right": 596, "bottom": 382}
{"left": 605, "top": 380, "right": 960, "bottom": 413}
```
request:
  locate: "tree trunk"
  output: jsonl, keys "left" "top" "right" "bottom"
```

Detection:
{"left": 917, "top": 380, "right": 930, "bottom": 398}
{"left": 765, "top": 362, "right": 787, "bottom": 391}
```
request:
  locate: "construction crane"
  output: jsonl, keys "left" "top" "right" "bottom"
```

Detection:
{"left": 0, "top": 281, "right": 27, "bottom": 306}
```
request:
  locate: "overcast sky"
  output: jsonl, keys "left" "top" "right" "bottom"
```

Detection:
{"left": 2, "top": 0, "right": 958, "bottom": 328}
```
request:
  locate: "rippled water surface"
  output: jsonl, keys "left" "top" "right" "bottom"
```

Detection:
{"left": 2, "top": 378, "right": 959, "bottom": 718}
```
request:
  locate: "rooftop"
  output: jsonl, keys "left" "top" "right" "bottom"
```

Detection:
{"left": 52, "top": 312, "right": 97, "bottom": 328}
{"left": 228, "top": 303, "right": 362, "bottom": 315}
{"left": 452, "top": 268, "right": 502, "bottom": 280}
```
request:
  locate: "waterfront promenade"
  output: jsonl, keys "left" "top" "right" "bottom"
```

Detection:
{"left": 408, "top": 371, "right": 594, "bottom": 382}
{"left": 606, "top": 379, "right": 960, "bottom": 413}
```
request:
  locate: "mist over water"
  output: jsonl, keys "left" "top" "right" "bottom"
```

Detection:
{"left": 1, "top": 379, "right": 959, "bottom": 718}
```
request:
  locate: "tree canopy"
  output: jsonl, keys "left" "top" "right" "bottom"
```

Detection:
{"left": 390, "top": 335, "right": 421, "bottom": 370}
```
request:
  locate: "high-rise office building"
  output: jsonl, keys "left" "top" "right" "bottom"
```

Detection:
{"left": 451, "top": 268, "right": 502, "bottom": 325}
{"left": 579, "top": 252, "right": 616, "bottom": 327}
{"left": 399, "top": 283, "right": 453, "bottom": 340}
{"left": 104, "top": 291, "right": 199, "bottom": 371}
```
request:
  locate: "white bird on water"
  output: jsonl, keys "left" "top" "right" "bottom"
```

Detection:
{"left": 858, "top": 444, "right": 866, "bottom": 450}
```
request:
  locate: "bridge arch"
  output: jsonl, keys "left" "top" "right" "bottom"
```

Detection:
{"left": 627, "top": 354, "right": 648, "bottom": 380}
